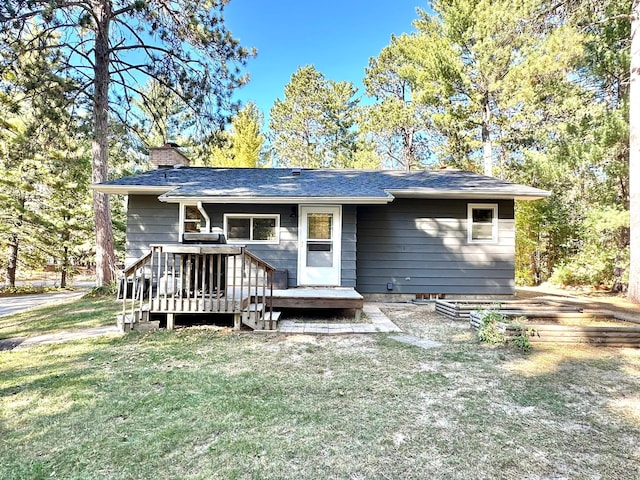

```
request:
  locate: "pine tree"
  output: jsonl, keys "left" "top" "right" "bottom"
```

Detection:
{"left": 1, "top": 1, "right": 253, "bottom": 285}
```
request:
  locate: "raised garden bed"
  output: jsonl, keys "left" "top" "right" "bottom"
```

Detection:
{"left": 469, "top": 310, "right": 640, "bottom": 348}
{"left": 435, "top": 299, "right": 581, "bottom": 320}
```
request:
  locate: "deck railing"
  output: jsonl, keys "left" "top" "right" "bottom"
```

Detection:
{"left": 120, "top": 244, "right": 276, "bottom": 329}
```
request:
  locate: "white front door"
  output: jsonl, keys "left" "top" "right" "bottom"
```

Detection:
{"left": 298, "top": 205, "right": 342, "bottom": 286}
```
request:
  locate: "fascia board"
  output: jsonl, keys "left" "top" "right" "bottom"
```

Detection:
{"left": 386, "top": 188, "right": 551, "bottom": 201}
{"left": 90, "top": 184, "right": 175, "bottom": 195}
{"left": 158, "top": 195, "right": 394, "bottom": 204}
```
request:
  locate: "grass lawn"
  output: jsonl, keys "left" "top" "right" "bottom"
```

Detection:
{"left": 0, "top": 294, "right": 118, "bottom": 339}
{"left": 1, "top": 299, "right": 639, "bottom": 479}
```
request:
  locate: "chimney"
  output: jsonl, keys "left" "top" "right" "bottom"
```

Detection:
{"left": 149, "top": 142, "right": 190, "bottom": 169}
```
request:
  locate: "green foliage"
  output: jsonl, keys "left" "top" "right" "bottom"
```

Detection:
{"left": 475, "top": 310, "right": 507, "bottom": 345}
{"left": 549, "top": 207, "right": 629, "bottom": 287}
{"left": 132, "top": 79, "right": 194, "bottom": 149}
{"left": 397, "top": 0, "right": 584, "bottom": 172}
{"left": 87, "top": 281, "right": 119, "bottom": 297}
{"left": 476, "top": 310, "right": 533, "bottom": 352}
{"left": 362, "top": 36, "right": 433, "bottom": 170}
{"left": 508, "top": 324, "right": 533, "bottom": 353}
{"left": 207, "top": 102, "right": 265, "bottom": 167}
{"left": 0, "top": 36, "right": 95, "bottom": 286}
{"left": 269, "top": 65, "right": 365, "bottom": 168}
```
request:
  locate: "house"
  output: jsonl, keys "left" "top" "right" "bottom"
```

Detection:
{"left": 93, "top": 145, "right": 549, "bottom": 331}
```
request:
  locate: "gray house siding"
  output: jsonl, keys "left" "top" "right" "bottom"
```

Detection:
{"left": 203, "top": 203, "right": 357, "bottom": 288}
{"left": 125, "top": 197, "right": 357, "bottom": 288}
{"left": 340, "top": 205, "right": 357, "bottom": 288}
{"left": 126, "top": 195, "right": 514, "bottom": 294}
{"left": 125, "top": 195, "right": 179, "bottom": 264}
{"left": 204, "top": 204, "right": 298, "bottom": 287}
{"left": 356, "top": 198, "right": 515, "bottom": 295}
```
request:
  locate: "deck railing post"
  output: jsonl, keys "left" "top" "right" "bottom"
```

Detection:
{"left": 262, "top": 267, "right": 267, "bottom": 329}
{"left": 269, "top": 270, "right": 274, "bottom": 330}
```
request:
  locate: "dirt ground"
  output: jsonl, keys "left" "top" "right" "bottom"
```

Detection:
{"left": 515, "top": 284, "right": 640, "bottom": 314}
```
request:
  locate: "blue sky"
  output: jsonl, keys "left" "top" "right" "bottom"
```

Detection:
{"left": 225, "top": 1, "right": 428, "bottom": 123}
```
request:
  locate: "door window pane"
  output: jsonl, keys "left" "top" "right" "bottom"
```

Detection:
{"left": 308, "top": 213, "right": 332, "bottom": 240}
{"left": 307, "top": 242, "right": 333, "bottom": 267}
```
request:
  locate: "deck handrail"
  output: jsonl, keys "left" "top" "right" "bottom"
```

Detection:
{"left": 242, "top": 249, "right": 276, "bottom": 329}
{"left": 123, "top": 251, "right": 152, "bottom": 276}
{"left": 243, "top": 249, "right": 277, "bottom": 273}
{"left": 119, "top": 244, "right": 277, "bottom": 330}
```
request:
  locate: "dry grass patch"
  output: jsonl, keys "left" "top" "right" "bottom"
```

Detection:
{"left": 0, "top": 301, "right": 639, "bottom": 479}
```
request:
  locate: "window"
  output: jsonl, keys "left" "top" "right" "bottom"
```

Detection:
{"left": 184, "top": 205, "right": 203, "bottom": 233}
{"left": 468, "top": 204, "right": 498, "bottom": 243}
{"left": 181, "top": 203, "right": 210, "bottom": 236}
{"left": 224, "top": 214, "right": 279, "bottom": 243}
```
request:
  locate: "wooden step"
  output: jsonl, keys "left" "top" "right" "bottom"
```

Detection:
{"left": 116, "top": 314, "right": 133, "bottom": 333}
{"left": 133, "top": 320, "right": 160, "bottom": 333}
{"left": 245, "top": 303, "right": 264, "bottom": 313}
{"left": 241, "top": 303, "right": 280, "bottom": 331}
{"left": 264, "top": 311, "right": 281, "bottom": 322}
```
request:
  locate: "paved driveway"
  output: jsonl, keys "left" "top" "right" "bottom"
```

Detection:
{"left": 0, "top": 291, "right": 86, "bottom": 317}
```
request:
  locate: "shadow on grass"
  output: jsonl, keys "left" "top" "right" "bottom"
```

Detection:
{"left": 0, "top": 295, "right": 119, "bottom": 339}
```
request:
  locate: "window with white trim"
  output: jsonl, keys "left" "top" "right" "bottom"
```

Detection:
{"left": 183, "top": 205, "right": 203, "bottom": 233}
{"left": 180, "top": 202, "right": 211, "bottom": 236}
{"left": 468, "top": 204, "right": 498, "bottom": 243}
{"left": 224, "top": 214, "right": 280, "bottom": 243}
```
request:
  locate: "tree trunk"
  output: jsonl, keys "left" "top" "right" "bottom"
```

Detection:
{"left": 6, "top": 233, "right": 19, "bottom": 288}
{"left": 629, "top": 1, "right": 640, "bottom": 302}
{"left": 5, "top": 196, "right": 25, "bottom": 288}
{"left": 91, "top": 3, "right": 116, "bottom": 287}
{"left": 402, "top": 127, "right": 413, "bottom": 171}
{"left": 482, "top": 93, "right": 493, "bottom": 177}
{"left": 60, "top": 244, "right": 69, "bottom": 289}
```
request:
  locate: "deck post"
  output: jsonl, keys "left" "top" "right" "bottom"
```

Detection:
{"left": 167, "top": 313, "right": 175, "bottom": 331}
{"left": 233, "top": 313, "right": 241, "bottom": 330}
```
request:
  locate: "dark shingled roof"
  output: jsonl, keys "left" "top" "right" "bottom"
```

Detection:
{"left": 94, "top": 167, "right": 550, "bottom": 201}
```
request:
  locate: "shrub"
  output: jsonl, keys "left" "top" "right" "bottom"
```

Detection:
{"left": 476, "top": 310, "right": 507, "bottom": 345}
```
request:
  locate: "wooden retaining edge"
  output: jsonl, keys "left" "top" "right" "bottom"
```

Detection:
{"left": 436, "top": 299, "right": 583, "bottom": 321}
{"left": 583, "top": 309, "right": 640, "bottom": 325}
{"left": 469, "top": 312, "right": 640, "bottom": 347}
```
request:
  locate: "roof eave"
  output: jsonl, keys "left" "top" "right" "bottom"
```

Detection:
{"left": 386, "top": 189, "right": 551, "bottom": 201}
{"left": 158, "top": 195, "right": 394, "bottom": 205}
{"left": 90, "top": 184, "right": 175, "bottom": 195}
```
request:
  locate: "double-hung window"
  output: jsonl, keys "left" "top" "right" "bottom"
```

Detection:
{"left": 467, "top": 204, "right": 498, "bottom": 243}
{"left": 224, "top": 214, "right": 279, "bottom": 244}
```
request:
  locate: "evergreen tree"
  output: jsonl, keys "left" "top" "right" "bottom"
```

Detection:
{"left": 399, "top": 0, "right": 583, "bottom": 175}
{"left": 269, "top": 65, "right": 362, "bottom": 168}
{"left": 208, "top": 102, "right": 265, "bottom": 167}
{"left": 363, "top": 35, "right": 433, "bottom": 170}
{"left": 0, "top": 1, "right": 253, "bottom": 286}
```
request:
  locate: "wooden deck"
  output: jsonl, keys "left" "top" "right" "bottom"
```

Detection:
{"left": 119, "top": 243, "right": 364, "bottom": 331}
{"left": 268, "top": 287, "right": 364, "bottom": 311}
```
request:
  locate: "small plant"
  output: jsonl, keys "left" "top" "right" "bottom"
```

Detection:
{"left": 508, "top": 325, "right": 533, "bottom": 353}
{"left": 476, "top": 311, "right": 534, "bottom": 352}
{"left": 475, "top": 309, "right": 507, "bottom": 345}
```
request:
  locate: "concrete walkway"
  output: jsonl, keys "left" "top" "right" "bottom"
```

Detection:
{"left": 0, "top": 291, "right": 87, "bottom": 317}
{"left": 278, "top": 303, "right": 401, "bottom": 334}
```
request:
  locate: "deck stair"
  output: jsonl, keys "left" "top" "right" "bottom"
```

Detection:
{"left": 116, "top": 304, "right": 159, "bottom": 333}
{"left": 241, "top": 303, "right": 281, "bottom": 331}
